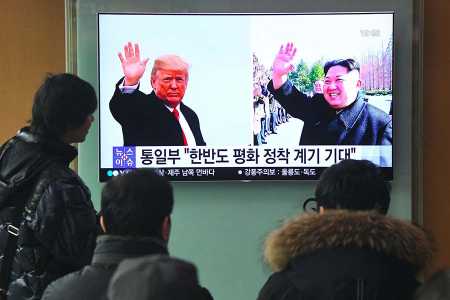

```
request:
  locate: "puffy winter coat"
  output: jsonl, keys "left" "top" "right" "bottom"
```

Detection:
{"left": 257, "top": 210, "right": 433, "bottom": 300}
{"left": 0, "top": 128, "right": 98, "bottom": 300}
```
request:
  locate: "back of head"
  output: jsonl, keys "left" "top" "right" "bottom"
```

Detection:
{"left": 30, "top": 73, "right": 97, "bottom": 138}
{"left": 101, "top": 169, "right": 173, "bottom": 237}
{"left": 315, "top": 159, "right": 391, "bottom": 214}
{"left": 414, "top": 270, "right": 450, "bottom": 300}
{"left": 107, "top": 255, "right": 212, "bottom": 300}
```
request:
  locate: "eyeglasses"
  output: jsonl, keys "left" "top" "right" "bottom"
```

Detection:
{"left": 302, "top": 197, "right": 319, "bottom": 213}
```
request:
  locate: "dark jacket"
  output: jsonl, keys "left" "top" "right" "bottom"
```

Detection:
{"left": 110, "top": 78, "right": 206, "bottom": 146}
{"left": 41, "top": 235, "right": 169, "bottom": 300}
{"left": 0, "top": 128, "right": 98, "bottom": 300}
{"left": 257, "top": 211, "right": 433, "bottom": 300}
{"left": 268, "top": 80, "right": 392, "bottom": 145}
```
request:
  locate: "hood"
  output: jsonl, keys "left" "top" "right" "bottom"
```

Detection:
{"left": 0, "top": 128, "right": 77, "bottom": 179}
{"left": 263, "top": 210, "right": 433, "bottom": 273}
{"left": 15, "top": 127, "right": 78, "bottom": 163}
{"left": 0, "top": 128, "right": 78, "bottom": 208}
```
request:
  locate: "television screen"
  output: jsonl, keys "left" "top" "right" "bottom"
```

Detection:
{"left": 98, "top": 12, "right": 393, "bottom": 181}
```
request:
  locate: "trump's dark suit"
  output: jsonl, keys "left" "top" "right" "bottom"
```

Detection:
{"left": 110, "top": 78, "right": 206, "bottom": 146}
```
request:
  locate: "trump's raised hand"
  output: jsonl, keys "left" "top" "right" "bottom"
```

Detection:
{"left": 118, "top": 42, "right": 149, "bottom": 86}
{"left": 272, "top": 42, "right": 297, "bottom": 90}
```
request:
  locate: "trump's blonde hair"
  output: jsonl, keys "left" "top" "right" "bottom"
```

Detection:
{"left": 151, "top": 54, "right": 190, "bottom": 81}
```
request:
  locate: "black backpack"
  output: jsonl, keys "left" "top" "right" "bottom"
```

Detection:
{"left": 0, "top": 137, "right": 53, "bottom": 299}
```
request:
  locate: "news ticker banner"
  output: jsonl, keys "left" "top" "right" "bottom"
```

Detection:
{"left": 110, "top": 145, "right": 391, "bottom": 168}
{"left": 98, "top": 145, "right": 392, "bottom": 181}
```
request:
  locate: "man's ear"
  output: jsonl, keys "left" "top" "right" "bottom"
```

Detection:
{"left": 162, "top": 215, "right": 171, "bottom": 242}
{"left": 100, "top": 215, "right": 107, "bottom": 233}
{"left": 319, "top": 206, "right": 325, "bottom": 214}
{"left": 150, "top": 78, "right": 155, "bottom": 89}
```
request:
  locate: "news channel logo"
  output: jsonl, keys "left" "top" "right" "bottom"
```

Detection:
{"left": 106, "top": 169, "right": 133, "bottom": 177}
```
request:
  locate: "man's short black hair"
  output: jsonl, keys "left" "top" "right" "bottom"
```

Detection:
{"left": 324, "top": 58, "right": 360, "bottom": 75}
{"left": 101, "top": 169, "right": 174, "bottom": 237}
{"left": 30, "top": 73, "right": 97, "bottom": 138}
{"left": 315, "top": 159, "right": 391, "bottom": 214}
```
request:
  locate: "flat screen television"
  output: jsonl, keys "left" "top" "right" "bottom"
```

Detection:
{"left": 98, "top": 12, "right": 394, "bottom": 181}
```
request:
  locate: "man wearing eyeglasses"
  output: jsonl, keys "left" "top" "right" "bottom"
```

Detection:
{"left": 257, "top": 159, "right": 432, "bottom": 300}
{"left": 268, "top": 42, "right": 392, "bottom": 145}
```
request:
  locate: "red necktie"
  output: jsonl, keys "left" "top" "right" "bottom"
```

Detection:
{"left": 172, "top": 108, "right": 188, "bottom": 146}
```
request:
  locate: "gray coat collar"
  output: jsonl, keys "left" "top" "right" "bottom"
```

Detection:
{"left": 92, "top": 235, "right": 168, "bottom": 266}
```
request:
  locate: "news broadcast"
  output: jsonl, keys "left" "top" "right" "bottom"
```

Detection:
{"left": 98, "top": 13, "right": 393, "bottom": 181}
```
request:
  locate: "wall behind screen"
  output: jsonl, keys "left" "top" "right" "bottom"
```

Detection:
{"left": 76, "top": 1, "right": 415, "bottom": 299}
{"left": 0, "top": 1, "right": 65, "bottom": 144}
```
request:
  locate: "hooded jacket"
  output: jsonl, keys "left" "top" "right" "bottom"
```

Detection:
{"left": 0, "top": 128, "right": 98, "bottom": 300}
{"left": 257, "top": 211, "right": 433, "bottom": 300}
